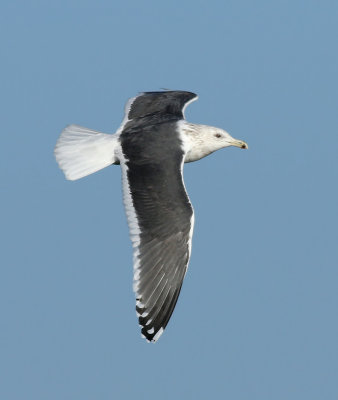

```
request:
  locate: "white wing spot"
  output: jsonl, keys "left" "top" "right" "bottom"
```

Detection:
{"left": 152, "top": 327, "right": 164, "bottom": 342}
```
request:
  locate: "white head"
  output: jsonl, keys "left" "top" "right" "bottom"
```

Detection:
{"left": 180, "top": 122, "right": 248, "bottom": 163}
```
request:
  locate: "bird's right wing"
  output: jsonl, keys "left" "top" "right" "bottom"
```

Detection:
{"left": 119, "top": 122, "right": 194, "bottom": 342}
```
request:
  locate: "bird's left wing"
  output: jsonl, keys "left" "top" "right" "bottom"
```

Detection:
{"left": 123, "top": 91, "right": 197, "bottom": 123}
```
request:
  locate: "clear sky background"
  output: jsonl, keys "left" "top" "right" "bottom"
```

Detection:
{"left": 1, "top": 1, "right": 338, "bottom": 399}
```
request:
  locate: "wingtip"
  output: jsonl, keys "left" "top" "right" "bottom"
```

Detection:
{"left": 141, "top": 326, "right": 164, "bottom": 343}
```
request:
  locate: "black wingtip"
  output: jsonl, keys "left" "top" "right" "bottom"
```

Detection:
{"left": 141, "top": 326, "right": 164, "bottom": 343}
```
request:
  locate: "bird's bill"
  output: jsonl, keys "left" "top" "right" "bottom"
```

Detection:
{"left": 230, "top": 139, "right": 248, "bottom": 149}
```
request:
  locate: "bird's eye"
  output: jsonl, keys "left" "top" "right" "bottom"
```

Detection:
{"left": 215, "top": 133, "right": 222, "bottom": 138}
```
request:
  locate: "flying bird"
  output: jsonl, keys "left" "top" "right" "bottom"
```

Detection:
{"left": 54, "top": 91, "right": 248, "bottom": 342}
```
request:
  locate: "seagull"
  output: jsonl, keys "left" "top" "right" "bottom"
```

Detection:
{"left": 54, "top": 91, "right": 248, "bottom": 342}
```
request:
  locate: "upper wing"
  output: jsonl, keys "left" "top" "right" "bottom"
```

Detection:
{"left": 122, "top": 91, "right": 198, "bottom": 126}
{"left": 119, "top": 121, "right": 194, "bottom": 342}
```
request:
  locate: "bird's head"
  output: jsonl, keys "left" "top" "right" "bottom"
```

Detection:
{"left": 209, "top": 127, "right": 248, "bottom": 150}
{"left": 182, "top": 122, "right": 248, "bottom": 162}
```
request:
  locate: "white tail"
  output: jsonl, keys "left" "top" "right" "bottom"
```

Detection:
{"left": 54, "top": 124, "right": 119, "bottom": 180}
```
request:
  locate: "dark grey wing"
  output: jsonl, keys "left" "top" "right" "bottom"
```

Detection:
{"left": 120, "top": 122, "right": 194, "bottom": 342}
{"left": 125, "top": 91, "right": 197, "bottom": 122}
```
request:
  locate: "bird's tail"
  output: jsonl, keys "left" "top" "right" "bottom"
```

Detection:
{"left": 54, "top": 124, "right": 118, "bottom": 181}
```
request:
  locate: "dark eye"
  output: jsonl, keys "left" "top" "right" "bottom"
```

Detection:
{"left": 215, "top": 133, "right": 222, "bottom": 138}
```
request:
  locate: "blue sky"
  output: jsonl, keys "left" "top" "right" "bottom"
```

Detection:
{"left": 1, "top": 1, "right": 338, "bottom": 399}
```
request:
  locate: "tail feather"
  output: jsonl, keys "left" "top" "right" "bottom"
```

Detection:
{"left": 54, "top": 124, "right": 118, "bottom": 180}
